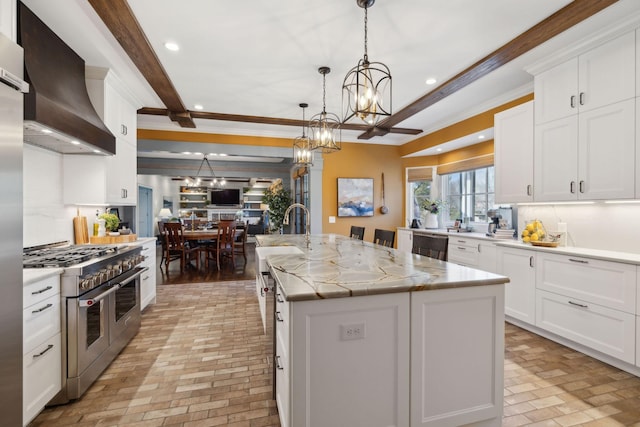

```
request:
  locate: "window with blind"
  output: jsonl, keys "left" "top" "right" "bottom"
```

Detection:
{"left": 407, "top": 167, "right": 433, "bottom": 225}
{"left": 441, "top": 166, "right": 495, "bottom": 223}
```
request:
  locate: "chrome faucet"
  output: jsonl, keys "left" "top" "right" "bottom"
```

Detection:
{"left": 283, "top": 203, "right": 311, "bottom": 247}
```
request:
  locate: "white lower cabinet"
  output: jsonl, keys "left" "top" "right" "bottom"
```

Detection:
{"left": 536, "top": 290, "right": 636, "bottom": 364}
{"left": 497, "top": 246, "right": 536, "bottom": 324}
{"left": 637, "top": 316, "right": 640, "bottom": 367}
{"left": 447, "top": 237, "right": 479, "bottom": 267}
{"left": 411, "top": 285, "right": 504, "bottom": 427}
{"left": 23, "top": 274, "right": 62, "bottom": 426}
{"left": 397, "top": 228, "right": 413, "bottom": 253}
{"left": 139, "top": 239, "right": 157, "bottom": 310}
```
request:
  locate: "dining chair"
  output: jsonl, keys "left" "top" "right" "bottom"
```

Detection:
{"left": 205, "top": 220, "right": 236, "bottom": 270}
{"left": 157, "top": 221, "right": 167, "bottom": 266}
{"left": 373, "top": 229, "right": 396, "bottom": 248}
{"left": 233, "top": 221, "right": 248, "bottom": 262}
{"left": 412, "top": 234, "right": 448, "bottom": 261}
{"left": 163, "top": 222, "right": 201, "bottom": 270}
{"left": 350, "top": 226, "right": 365, "bottom": 240}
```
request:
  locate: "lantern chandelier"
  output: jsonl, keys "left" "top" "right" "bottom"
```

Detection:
{"left": 184, "top": 154, "right": 226, "bottom": 188}
{"left": 309, "top": 66, "right": 341, "bottom": 153}
{"left": 293, "top": 103, "right": 313, "bottom": 166}
{"left": 342, "top": 0, "right": 392, "bottom": 126}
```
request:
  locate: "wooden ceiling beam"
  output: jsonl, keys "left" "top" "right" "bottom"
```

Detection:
{"left": 138, "top": 107, "right": 422, "bottom": 135}
{"left": 88, "top": 0, "right": 196, "bottom": 128}
{"left": 357, "top": 0, "right": 619, "bottom": 140}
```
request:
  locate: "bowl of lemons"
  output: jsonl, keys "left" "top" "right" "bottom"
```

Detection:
{"left": 522, "top": 220, "right": 559, "bottom": 247}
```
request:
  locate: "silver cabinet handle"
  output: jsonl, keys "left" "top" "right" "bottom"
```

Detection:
{"left": 275, "top": 311, "right": 284, "bottom": 322}
{"left": 457, "top": 247, "right": 466, "bottom": 250}
{"left": 477, "top": 244, "right": 481, "bottom": 252}
{"left": 526, "top": 184, "right": 532, "bottom": 196}
{"left": 33, "top": 344, "right": 54, "bottom": 359}
{"left": 579, "top": 180, "right": 585, "bottom": 193}
{"left": 570, "top": 181, "right": 576, "bottom": 194}
{"left": 275, "top": 355, "right": 284, "bottom": 370}
{"left": 456, "top": 240, "right": 466, "bottom": 244}
{"left": 32, "top": 303, "right": 53, "bottom": 314}
{"left": 570, "top": 95, "right": 576, "bottom": 108}
{"left": 276, "top": 294, "right": 285, "bottom": 303}
{"left": 569, "top": 258, "right": 588, "bottom": 264}
{"left": 579, "top": 92, "right": 585, "bottom": 105}
{"left": 31, "top": 285, "right": 52, "bottom": 295}
{"left": 529, "top": 256, "right": 534, "bottom": 268}
{"left": 569, "top": 300, "right": 588, "bottom": 308}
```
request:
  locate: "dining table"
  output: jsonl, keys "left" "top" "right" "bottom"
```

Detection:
{"left": 181, "top": 225, "right": 245, "bottom": 242}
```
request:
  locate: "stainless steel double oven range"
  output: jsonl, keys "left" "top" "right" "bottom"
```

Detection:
{"left": 23, "top": 242, "right": 147, "bottom": 404}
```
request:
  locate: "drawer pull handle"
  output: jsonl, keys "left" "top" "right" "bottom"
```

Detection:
{"left": 568, "top": 258, "right": 588, "bottom": 264}
{"left": 276, "top": 294, "right": 285, "bottom": 303}
{"left": 275, "top": 355, "right": 284, "bottom": 370}
{"left": 31, "top": 285, "right": 53, "bottom": 295}
{"left": 457, "top": 247, "right": 466, "bottom": 250}
{"left": 32, "top": 303, "right": 53, "bottom": 314}
{"left": 275, "top": 311, "right": 284, "bottom": 322}
{"left": 33, "top": 344, "right": 54, "bottom": 358}
{"left": 456, "top": 240, "right": 466, "bottom": 244}
{"left": 568, "top": 300, "right": 588, "bottom": 309}
{"left": 143, "top": 275, "right": 150, "bottom": 280}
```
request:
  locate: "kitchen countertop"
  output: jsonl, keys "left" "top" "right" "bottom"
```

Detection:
{"left": 400, "top": 227, "right": 640, "bottom": 265}
{"left": 23, "top": 268, "right": 63, "bottom": 285}
{"left": 256, "top": 234, "right": 509, "bottom": 301}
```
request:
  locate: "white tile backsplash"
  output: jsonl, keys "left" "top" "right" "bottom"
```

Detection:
{"left": 518, "top": 203, "right": 640, "bottom": 254}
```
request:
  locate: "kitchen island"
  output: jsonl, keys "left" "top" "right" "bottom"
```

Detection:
{"left": 256, "top": 234, "right": 509, "bottom": 427}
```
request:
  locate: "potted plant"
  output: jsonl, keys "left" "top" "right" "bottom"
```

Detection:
{"left": 262, "top": 179, "right": 293, "bottom": 233}
{"left": 420, "top": 199, "right": 446, "bottom": 229}
{"left": 99, "top": 213, "right": 120, "bottom": 233}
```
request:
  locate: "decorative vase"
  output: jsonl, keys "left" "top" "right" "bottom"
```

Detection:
{"left": 425, "top": 213, "right": 438, "bottom": 229}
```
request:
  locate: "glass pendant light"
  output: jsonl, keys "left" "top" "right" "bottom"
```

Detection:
{"left": 293, "top": 103, "right": 313, "bottom": 165}
{"left": 342, "top": 0, "right": 392, "bottom": 126}
{"left": 309, "top": 66, "right": 341, "bottom": 153}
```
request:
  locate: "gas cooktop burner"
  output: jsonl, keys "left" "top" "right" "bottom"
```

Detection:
{"left": 23, "top": 245, "right": 119, "bottom": 268}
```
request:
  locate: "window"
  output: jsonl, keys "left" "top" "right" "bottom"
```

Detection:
{"left": 441, "top": 166, "right": 495, "bottom": 223}
{"left": 410, "top": 180, "right": 432, "bottom": 225}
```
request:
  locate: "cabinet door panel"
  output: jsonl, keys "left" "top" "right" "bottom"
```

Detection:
{"left": 578, "top": 99, "right": 635, "bottom": 200}
{"left": 534, "top": 117, "right": 578, "bottom": 201}
{"left": 396, "top": 228, "right": 413, "bottom": 253}
{"left": 537, "top": 290, "right": 636, "bottom": 364}
{"left": 494, "top": 101, "right": 534, "bottom": 203}
{"left": 534, "top": 58, "right": 577, "bottom": 124}
{"left": 578, "top": 31, "right": 635, "bottom": 113}
{"left": 498, "top": 247, "right": 536, "bottom": 324}
{"left": 23, "top": 333, "right": 62, "bottom": 425}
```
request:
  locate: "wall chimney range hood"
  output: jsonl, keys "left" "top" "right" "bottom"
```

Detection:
{"left": 18, "top": 2, "right": 115, "bottom": 155}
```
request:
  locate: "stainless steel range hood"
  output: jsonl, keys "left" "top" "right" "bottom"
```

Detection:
{"left": 18, "top": 2, "right": 115, "bottom": 155}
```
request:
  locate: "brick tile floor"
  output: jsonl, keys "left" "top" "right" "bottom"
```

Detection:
{"left": 29, "top": 281, "right": 640, "bottom": 426}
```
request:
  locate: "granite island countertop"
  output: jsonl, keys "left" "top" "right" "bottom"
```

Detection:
{"left": 256, "top": 234, "right": 509, "bottom": 301}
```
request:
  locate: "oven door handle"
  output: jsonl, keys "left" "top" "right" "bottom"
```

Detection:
{"left": 78, "top": 266, "right": 148, "bottom": 307}
{"left": 119, "top": 266, "right": 148, "bottom": 287}
{"left": 78, "top": 284, "right": 121, "bottom": 307}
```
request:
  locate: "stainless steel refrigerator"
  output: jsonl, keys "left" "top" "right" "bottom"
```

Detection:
{"left": 0, "top": 31, "right": 29, "bottom": 426}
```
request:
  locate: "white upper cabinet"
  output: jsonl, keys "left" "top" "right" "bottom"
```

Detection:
{"left": 532, "top": 29, "right": 637, "bottom": 202}
{"left": 494, "top": 100, "right": 534, "bottom": 203}
{"left": 0, "top": 0, "right": 17, "bottom": 41}
{"left": 534, "top": 31, "right": 635, "bottom": 125}
{"left": 535, "top": 99, "right": 635, "bottom": 201}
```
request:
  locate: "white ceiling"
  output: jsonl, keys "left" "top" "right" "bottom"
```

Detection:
{"left": 21, "top": 0, "right": 640, "bottom": 155}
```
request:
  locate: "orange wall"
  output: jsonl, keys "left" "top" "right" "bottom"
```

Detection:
{"left": 321, "top": 143, "right": 404, "bottom": 242}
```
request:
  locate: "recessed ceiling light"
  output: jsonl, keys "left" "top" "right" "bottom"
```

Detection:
{"left": 436, "top": 148, "right": 442, "bottom": 152}
{"left": 182, "top": 151, "right": 191, "bottom": 155}
{"left": 425, "top": 78, "right": 437, "bottom": 85}
{"left": 193, "top": 104, "right": 204, "bottom": 110}
{"left": 70, "top": 140, "right": 80, "bottom": 145}
{"left": 478, "top": 135, "right": 485, "bottom": 140}
{"left": 209, "top": 153, "right": 218, "bottom": 156}
{"left": 193, "top": 152, "right": 202, "bottom": 156}
{"left": 93, "top": 149, "right": 101, "bottom": 154}
{"left": 41, "top": 128, "right": 52, "bottom": 134}
{"left": 219, "top": 153, "right": 228, "bottom": 157}
{"left": 164, "top": 42, "right": 179, "bottom": 51}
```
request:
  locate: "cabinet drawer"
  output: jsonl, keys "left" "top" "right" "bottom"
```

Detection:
{"left": 23, "top": 293, "right": 60, "bottom": 355}
{"left": 23, "top": 332, "right": 62, "bottom": 425}
{"left": 536, "top": 253, "right": 636, "bottom": 313}
{"left": 536, "top": 290, "right": 636, "bottom": 364}
{"left": 275, "top": 285, "right": 290, "bottom": 322}
{"left": 23, "top": 275, "right": 59, "bottom": 308}
{"left": 447, "top": 239, "right": 478, "bottom": 267}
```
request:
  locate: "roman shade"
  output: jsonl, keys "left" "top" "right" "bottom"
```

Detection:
{"left": 407, "top": 167, "right": 433, "bottom": 182}
{"left": 437, "top": 154, "right": 494, "bottom": 175}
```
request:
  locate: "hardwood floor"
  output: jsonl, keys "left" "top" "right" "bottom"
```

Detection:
{"left": 29, "top": 243, "right": 640, "bottom": 426}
